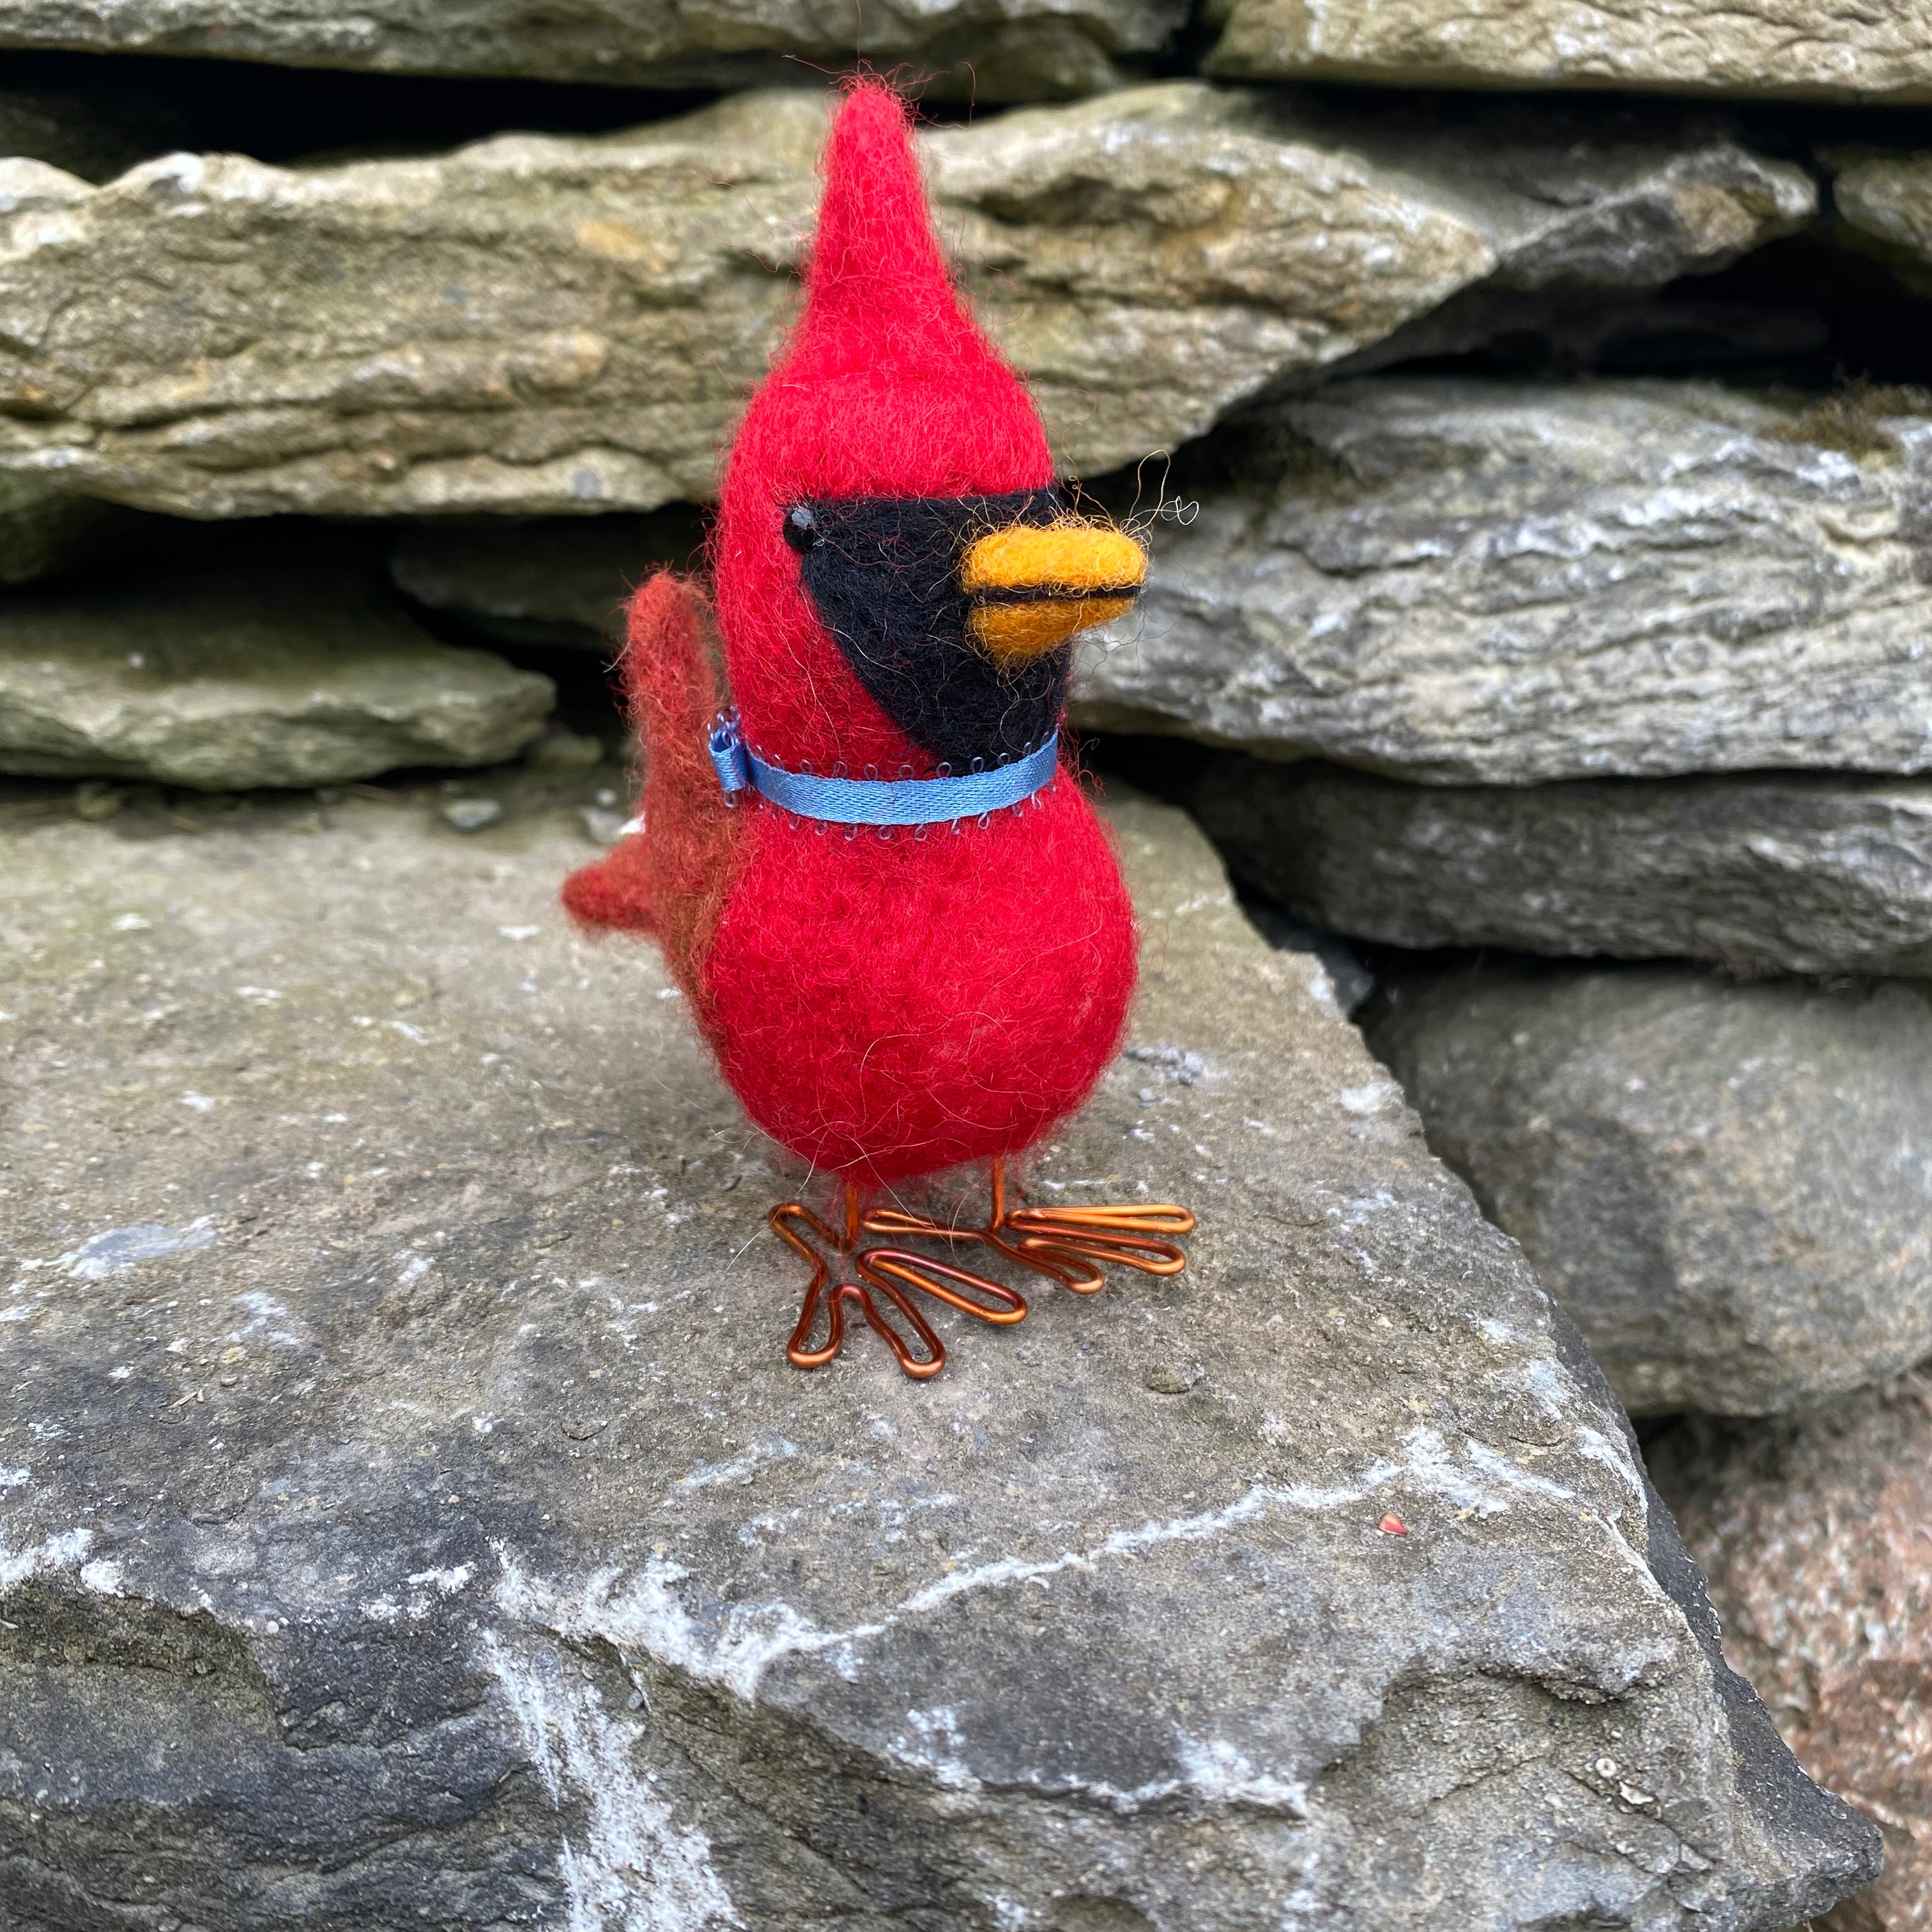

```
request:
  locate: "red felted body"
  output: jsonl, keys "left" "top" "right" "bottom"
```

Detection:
{"left": 569, "top": 80, "right": 1137, "bottom": 1186}
{"left": 704, "top": 775, "right": 1134, "bottom": 1184}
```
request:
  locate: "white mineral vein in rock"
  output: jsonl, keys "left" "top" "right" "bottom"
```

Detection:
{"left": 226, "top": 1289, "right": 307, "bottom": 1351}
{"left": 0, "top": 1526, "right": 92, "bottom": 1591}
{"left": 671, "top": 1438, "right": 801, "bottom": 1492}
{"left": 482, "top": 1632, "right": 742, "bottom": 1932}
{"left": 1176, "top": 1739, "right": 1311, "bottom": 1816}
{"left": 498, "top": 1420, "right": 1671, "bottom": 1715}
{"left": 57, "top": 1219, "right": 216, "bottom": 1280}
{"left": 405, "top": 1565, "right": 475, "bottom": 1595}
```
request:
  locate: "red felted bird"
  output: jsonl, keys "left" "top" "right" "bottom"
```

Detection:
{"left": 564, "top": 80, "right": 1192, "bottom": 1377}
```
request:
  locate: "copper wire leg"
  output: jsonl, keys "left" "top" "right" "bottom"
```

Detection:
{"left": 770, "top": 1182, "right": 1027, "bottom": 1382}
{"left": 860, "top": 1156, "right": 1195, "bottom": 1301}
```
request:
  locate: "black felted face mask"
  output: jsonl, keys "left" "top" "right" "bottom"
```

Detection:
{"left": 783, "top": 488, "right": 1070, "bottom": 770}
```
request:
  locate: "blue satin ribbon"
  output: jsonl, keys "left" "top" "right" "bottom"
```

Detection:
{"left": 708, "top": 711, "right": 1057, "bottom": 826}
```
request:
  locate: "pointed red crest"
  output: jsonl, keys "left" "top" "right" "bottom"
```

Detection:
{"left": 756, "top": 80, "right": 1051, "bottom": 492}
{"left": 790, "top": 81, "right": 980, "bottom": 374}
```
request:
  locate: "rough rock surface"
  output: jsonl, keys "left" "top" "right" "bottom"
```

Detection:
{"left": 0, "top": 0, "right": 1181, "bottom": 100}
{"left": 391, "top": 509, "right": 705, "bottom": 653}
{"left": 1205, "top": 0, "right": 1932, "bottom": 103}
{"left": 1649, "top": 1374, "right": 1932, "bottom": 1932}
{"left": 1830, "top": 147, "right": 1932, "bottom": 293}
{"left": 0, "top": 792, "right": 1878, "bottom": 1930}
{"left": 0, "top": 81, "right": 187, "bottom": 184}
{"left": 0, "top": 88, "right": 1811, "bottom": 518}
{"left": 0, "top": 475, "right": 125, "bottom": 587}
{"left": 0, "top": 564, "right": 553, "bottom": 788}
{"left": 1365, "top": 962, "right": 1932, "bottom": 1418}
{"left": 1192, "top": 758, "right": 1932, "bottom": 977}
{"left": 1077, "top": 378, "right": 1932, "bottom": 783}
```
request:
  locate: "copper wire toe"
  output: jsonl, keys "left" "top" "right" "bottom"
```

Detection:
{"left": 862, "top": 1157, "right": 1195, "bottom": 1299}
{"left": 770, "top": 1186, "right": 1025, "bottom": 1381}
{"left": 770, "top": 1159, "right": 1194, "bottom": 1380}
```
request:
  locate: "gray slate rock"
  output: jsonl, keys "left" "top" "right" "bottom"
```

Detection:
{"left": 441, "top": 796, "right": 505, "bottom": 832}
{"left": 1205, "top": 0, "right": 1932, "bottom": 103}
{"left": 1828, "top": 146, "right": 1932, "bottom": 295}
{"left": 1365, "top": 961, "right": 1932, "bottom": 1418}
{"left": 0, "top": 88, "right": 1811, "bottom": 518}
{"left": 391, "top": 508, "right": 705, "bottom": 652}
{"left": 0, "top": 793, "right": 1876, "bottom": 1929}
{"left": 0, "top": 564, "right": 553, "bottom": 788}
{"left": 1192, "top": 758, "right": 1932, "bottom": 977}
{"left": 0, "top": 473, "right": 126, "bottom": 586}
{"left": 0, "top": 0, "right": 1181, "bottom": 101}
{"left": 1077, "top": 376, "right": 1932, "bottom": 783}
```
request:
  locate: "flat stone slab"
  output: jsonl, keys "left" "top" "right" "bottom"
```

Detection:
{"left": 1205, "top": 0, "right": 1932, "bottom": 103}
{"left": 1192, "top": 758, "right": 1932, "bottom": 977}
{"left": 0, "top": 791, "right": 1876, "bottom": 1929}
{"left": 1079, "top": 377, "right": 1932, "bottom": 783}
{"left": 1830, "top": 146, "right": 1932, "bottom": 292}
{"left": 1367, "top": 960, "right": 1932, "bottom": 1418}
{"left": 390, "top": 510, "right": 704, "bottom": 654}
{"left": 0, "top": 0, "right": 1183, "bottom": 100}
{"left": 0, "top": 562, "right": 553, "bottom": 788}
{"left": 0, "top": 88, "right": 1809, "bottom": 518}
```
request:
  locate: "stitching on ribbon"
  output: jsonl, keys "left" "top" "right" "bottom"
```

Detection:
{"left": 708, "top": 711, "right": 1057, "bottom": 828}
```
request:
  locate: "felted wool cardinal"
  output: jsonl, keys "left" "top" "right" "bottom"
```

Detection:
{"left": 563, "top": 80, "right": 1192, "bottom": 1378}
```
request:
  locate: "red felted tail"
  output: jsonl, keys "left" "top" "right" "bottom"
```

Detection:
{"left": 561, "top": 576, "right": 746, "bottom": 1023}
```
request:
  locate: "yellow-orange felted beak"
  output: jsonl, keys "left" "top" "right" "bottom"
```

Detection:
{"left": 961, "top": 522, "right": 1147, "bottom": 663}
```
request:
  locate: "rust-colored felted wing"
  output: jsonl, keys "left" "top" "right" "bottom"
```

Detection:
{"left": 560, "top": 574, "right": 746, "bottom": 1020}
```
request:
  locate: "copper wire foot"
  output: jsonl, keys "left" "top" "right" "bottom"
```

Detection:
{"left": 861, "top": 1156, "right": 1195, "bottom": 1300}
{"left": 772, "top": 1183, "right": 1027, "bottom": 1381}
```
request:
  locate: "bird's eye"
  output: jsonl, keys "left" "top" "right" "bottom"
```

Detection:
{"left": 783, "top": 505, "right": 820, "bottom": 553}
